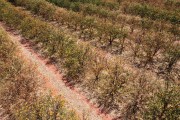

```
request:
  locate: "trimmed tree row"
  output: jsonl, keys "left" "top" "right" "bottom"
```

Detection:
{"left": 1, "top": 0, "right": 179, "bottom": 119}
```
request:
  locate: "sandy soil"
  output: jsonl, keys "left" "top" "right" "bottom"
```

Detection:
{"left": 0, "top": 23, "right": 113, "bottom": 120}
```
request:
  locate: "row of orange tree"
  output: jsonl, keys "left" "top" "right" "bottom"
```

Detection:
{"left": 46, "top": 0, "right": 179, "bottom": 34}
{"left": 1, "top": 0, "right": 179, "bottom": 118}
{"left": 1, "top": 0, "right": 131, "bottom": 112}
{"left": 123, "top": 2, "right": 180, "bottom": 25}
{"left": 122, "top": 0, "right": 180, "bottom": 12}
{"left": 0, "top": 26, "right": 79, "bottom": 120}
{"left": 12, "top": 0, "right": 180, "bottom": 71}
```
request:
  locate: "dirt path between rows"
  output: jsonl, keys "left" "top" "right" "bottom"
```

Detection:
{"left": 0, "top": 23, "right": 114, "bottom": 120}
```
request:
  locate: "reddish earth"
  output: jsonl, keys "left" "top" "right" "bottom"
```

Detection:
{"left": 0, "top": 23, "right": 115, "bottom": 120}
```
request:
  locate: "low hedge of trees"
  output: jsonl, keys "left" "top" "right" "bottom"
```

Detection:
{"left": 50, "top": 0, "right": 179, "bottom": 38}
{"left": 0, "top": 26, "right": 79, "bottom": 120}
{"left": 1, "top": 0, "right": 179, "bottom": 118}
{"left": 14, "top": 0, "right": 128, "bottom": 53}
{"left": 0, "top": 0, "right": 130, "bottom": 112}
{"left": 47, "top": 0, "right": 119, "bottom": 10}
{"left": 14, "top": 0, "right": 178, "bottom": 45}
{"left": 11, "top": 0, "right": 179, "bottom": 72}
{"left": 15, "top": 95, "right": 79, "bottom": 120}
{"left": 124, "top": 2, "right": 180, "bottom": 25}
{"left": 10, "top": 0, "right": 180, "bottom": 74}
{"left": 46, "top": 0, "right": 118, "bottom": 19}
{"left": 124, "top": 0, "right": 180, "bottom": 12}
